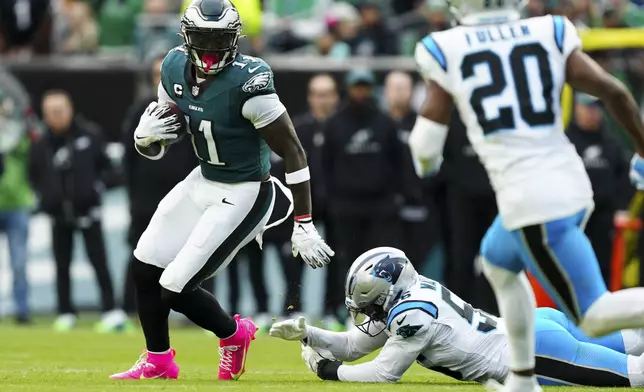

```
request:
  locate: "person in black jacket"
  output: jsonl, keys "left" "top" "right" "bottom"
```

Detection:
{"left": 283, "top": 74, "right": 338, "bottom": 318}
{"left": 29, "top": 90, "right": 125, "bottom": 331}
{"left": 441, "top": 111, "right": 498, "bottom": 314}
{"left": 320, "top": 68, "right": 404, "bottom": 328}
{"left": 384, "top": 70, "right": 434, "bottom": 266}
{"left": 121, "top": 56, "right": 200, "bottom": 315}
{"left": 567, "top": 93, "right": 630, "bottom": 284}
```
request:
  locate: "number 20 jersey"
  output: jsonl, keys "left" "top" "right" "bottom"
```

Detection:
{"left": 415, "top": 15, "right": 593, "bottom": 230}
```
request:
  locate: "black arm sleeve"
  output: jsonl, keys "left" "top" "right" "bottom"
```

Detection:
{"left": 317, "top": 360, "right": 343, "bottom": 381}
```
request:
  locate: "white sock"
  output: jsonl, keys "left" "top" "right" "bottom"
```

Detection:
{"left": 504, "top": 373, "right": 541, "bottom": 391}
{"left": 580, "top": 289, "right": 644, "bottom": 337}
{"left": 148, "top": 349, "right": 171, "bottom": 355}
{"left": 482, "top": 259, "right": 536, "bottom": 371}
{"left": 628, "top": 355, "right": 644, "bottom": 387}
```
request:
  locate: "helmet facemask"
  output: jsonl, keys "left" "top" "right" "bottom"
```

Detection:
{"left": 345, "top": 293, "right": 390, "bottom": 337}
{"left": 180, "top": 20, "right": 241, "bottom": 75}
{"left": 344, "top": 247, "right": 419, "bottom": 337}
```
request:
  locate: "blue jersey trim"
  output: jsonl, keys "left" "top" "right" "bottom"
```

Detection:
{"left": 553, "top": 15, "right": 565, "bottom": 53}
{"left": 386, "top": 300, "right": 438, "bottom": 328}
{"left": 421, "top": 36, "right": 447, "bottom": 71}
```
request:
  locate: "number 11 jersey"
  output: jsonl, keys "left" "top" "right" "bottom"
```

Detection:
{"left": 159, "top": 47, "right": 285, "bottom": 184}
{"left": 415, "top": 15, "right": 593, "bottom": 230}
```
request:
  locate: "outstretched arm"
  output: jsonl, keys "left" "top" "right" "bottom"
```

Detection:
{"left": 305, "top": 324, "right": 388, "bottom": 362}
{"left": 245, "top": 94, "right": 334, "bottom": 268}
{"left": 269, "top": 317, "right": 386, "bottom": 362}
{"left": 566, "top": 50, "right": 644, "bottom": 156}
{"left": 408, "top": 41, "right": 454, "bottom": 178}
{"left": 257, "top": 112, "right": 311, "bottom": 217}
{"left": 313, "top": 304, "right": 437, "bottom": 382}
{"left": 331, "top": 334, "right": 426, "bottom": 382}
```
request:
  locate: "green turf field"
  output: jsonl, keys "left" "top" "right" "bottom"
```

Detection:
{"left": 0, "top": 322, "right": 626, "bottom": 391}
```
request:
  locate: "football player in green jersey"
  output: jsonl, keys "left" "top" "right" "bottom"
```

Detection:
{"left": 110, "top": 0, "right": 334, "bottom": 382}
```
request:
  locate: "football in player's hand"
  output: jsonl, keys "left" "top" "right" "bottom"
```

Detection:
{"left": 159, "top": 102, "right": 187, "bottom": 145}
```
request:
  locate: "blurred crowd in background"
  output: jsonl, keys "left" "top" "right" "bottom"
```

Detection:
{"left": 0, "top": 0, "right": 643, "bottom": 333}
{"left": 1, "top": 0, "right": 644, "bottom": 60}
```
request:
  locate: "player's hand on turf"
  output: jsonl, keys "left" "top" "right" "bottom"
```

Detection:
{"left": 301, "top": 343, "right": 325, "bottom": 373}
{"left": 630, "top": 154, "right": 644, "bottom": 190}
{"left": 134, "top": 102, "right": 182, "bottom": 147}
{"left": 269, "top": 316, "right": 307, "bottom": 341}
{"left": 292, "top": 221, "right": 334, "bottom": 269}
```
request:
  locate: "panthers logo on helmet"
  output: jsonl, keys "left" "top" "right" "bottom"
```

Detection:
{"left": 242, "top": 71, "right": 272, "bottom": 93}
{"left": 370, "top": 256, "right": 407, "bottom": 284}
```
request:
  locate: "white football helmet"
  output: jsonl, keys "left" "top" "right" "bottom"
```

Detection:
{"left": 447, "top": 0, "right": 525, "bottom": 25}
{"left": 344, "top": 247, "right": 419, "bottom": 336}
{"left": 181, "top": 0, "right": 242, "bottom": 74}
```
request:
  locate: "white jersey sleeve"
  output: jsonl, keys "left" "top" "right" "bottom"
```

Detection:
{"left": 157, "top": 82, "right": 175, "bottom": 105}
{"left": 241, "top": 93, "right": 287, "bottom": 129}
{"left": 555, "top": 15, "right": 582, "bottom": 60}
{"left": 336, "top": 306, "right": 436, "bottom": 383}
{"left": 414, "top": 39, "right": 453, "bottom": 94}
{"left": 305, "top": 324, "right": 387, "bottom": 362}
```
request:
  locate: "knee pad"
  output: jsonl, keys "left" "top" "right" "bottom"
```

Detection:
{"left": 132, "top": 257, "right": 164, "bottom": 288}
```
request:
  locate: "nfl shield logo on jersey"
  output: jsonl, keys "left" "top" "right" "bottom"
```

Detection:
{"left": 192, "top": 85, "right": 200, "bottom": 97}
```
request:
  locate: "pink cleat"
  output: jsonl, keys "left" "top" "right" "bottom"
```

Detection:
{"left": 218, "top": 314, "right": 257, "bottom": 380}
{"left": 109, "top": 349, "right": 180, "bottom": 380}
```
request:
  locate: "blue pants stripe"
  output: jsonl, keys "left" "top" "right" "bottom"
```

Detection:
{"left": 534, "top": 308, "right": 630, "bottom": 387}
{"left": 481, "top": 209, "right": 608, "bottom": 322}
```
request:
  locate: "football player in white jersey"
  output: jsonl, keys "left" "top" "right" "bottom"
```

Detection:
{"left": 270, "top": 248, "right": 644, "bottom": 387}
{"left": 406, "top": 1, "right": 644, "bottom": 391}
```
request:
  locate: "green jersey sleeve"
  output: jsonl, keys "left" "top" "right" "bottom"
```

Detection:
{"left": 160, "top": 46, "right": 188, "bottom": 99}
{"left": 235, "top": 55, "right": 277, "bottom": 105}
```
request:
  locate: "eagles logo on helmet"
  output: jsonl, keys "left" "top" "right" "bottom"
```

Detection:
{"left": 181, "top": 0, "right": 242, "bottom": 75}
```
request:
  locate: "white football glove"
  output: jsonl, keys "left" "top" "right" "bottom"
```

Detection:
{"left": 269, "top": 316, "right": 307, "bottom": 341}
{"left": 411, "top": 154, "right": 443, "bottom": 178}
{"left": 134, "top": 102, "right": 182, "bottom": 148}
{"left": 630, "top": 154, "right": 644, "bottom": 190}
{"left": 301, "top": 343, "right": 325, "bottom": 374}
{"left": 291, "top": 221, "right": 334, "bottom": 269}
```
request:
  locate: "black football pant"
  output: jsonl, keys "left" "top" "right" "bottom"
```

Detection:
{"left": 584, "top": 206, "right": 614, "bottom": 286}
{"left": 133, "top": 257, "right": 236, "bottom": 352}
{"left": 226, "top": 241, "right": 268, "bottom": 315}
{"left": 124, "top": 214, "right": 219, "bottom": 314}
{"left": 326, "top": 215, "right": 401, "bottom": 320}
{"left": 225, "top": 239, "right": 304, "bottom": 315}
{"left": 444, "top": 184, "right": 498, "bottom": 314}
{"left": 53, "top": 218, "right": 116, "bottom": 314}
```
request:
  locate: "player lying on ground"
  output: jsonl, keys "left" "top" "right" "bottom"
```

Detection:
{"left": 408, "top": 2, "right": 644, "bottom": 392}
{"left": 110, "top": 0, "right": 333, "bottom": 381}
{"left": 270, "top": 248, "right": 644, "bottom": 387}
